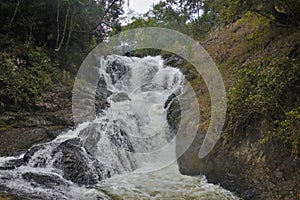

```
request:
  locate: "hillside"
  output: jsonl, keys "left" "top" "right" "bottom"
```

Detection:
{"left": 177, "top": 13, "right": 300, "bottom": 199}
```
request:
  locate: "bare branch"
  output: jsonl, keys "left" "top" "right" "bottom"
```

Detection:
{"left": 90, "top": 0, "right": 119, "bottom": 33}
{"left": 8, "top": 0, "right": 20, "bottom": 27}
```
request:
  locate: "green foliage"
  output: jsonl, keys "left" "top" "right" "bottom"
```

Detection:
{"left": 0, "top": 120, "right": 7, "bottom": 131}
{"left": 123, "top": 1, "right": 218, "bottom": 42}
{"left": 0, "top": 0, "right": 125, "bottom": 110}
{"left": 216, "top": 0, "right": 300, "bottom": 25}
{"left": 0, "top": 44, "right": 57, "bottom": 107}
{"left": 228, "top": 54, "right": 300, "bottom": 156}
{"left": 0, "top": 0, "right": 124, "bottom": 73}
{"left": 260, "top": 109, "right": 300, "bottom": 155}
{"left": 123, "top": 1, "right": 189, "bottom": 33}
{"left": 188, "top": 12, "right": 218, "bottom": 40}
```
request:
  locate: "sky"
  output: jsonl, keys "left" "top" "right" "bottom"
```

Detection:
{"left": 124, "top": 0, "right": 162, "bottom": 14}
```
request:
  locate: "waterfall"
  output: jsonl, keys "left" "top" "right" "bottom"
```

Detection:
{"left": 0, "top": 55, "right": 239, "bottom": 200}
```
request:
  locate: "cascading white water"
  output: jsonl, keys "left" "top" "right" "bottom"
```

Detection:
{"left": 0, "top": 55, "right": 239, "bottom": 200}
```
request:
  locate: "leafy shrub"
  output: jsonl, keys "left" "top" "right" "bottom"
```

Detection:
{"left": 227, "top": 55, "right": 300, "bottom": 156}
{"left": 260, "top": 109, "right": 300, "bottom": 155}
{"left": 0, "top": 45, "right": 58, "bottom": 108}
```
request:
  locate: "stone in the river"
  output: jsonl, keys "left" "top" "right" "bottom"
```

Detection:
{"left": 165, "top": 93, "right": 181, "bottom": 141}
{"left": 106, "top": 57, "right": 130, "bottom": 84}
{"left": 0, "top": 158, "right": 24, "bottom": 170}
{"left": 109, "top": 92, "right": 131, "bottom": 103}
{"left": 79, "top": 124, "right": 102, "bottom": 156}
{"left": 95, "top": 75, "right": 112, "bottom": 113}
{"left": 52, "top": 138, "right": 104, "bottom": 185}
{"left": 23, "top": 144, "right": 45, "bottom": 163}
{"left": 22, "top": 172, "right": 68, "bottom": 188}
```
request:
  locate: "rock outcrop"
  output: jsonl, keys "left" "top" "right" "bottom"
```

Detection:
{"left": 176, "top": 124, "right": 300, "bottom": 199}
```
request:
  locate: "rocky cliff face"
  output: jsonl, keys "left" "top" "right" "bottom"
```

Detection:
{"left": 165, "top": 78, "right": 299, "bottom": 200}
{"left": 176, "top": 123, "right": 300, "bottom": 200}
{"left": 0, "top": 83, "right": 74, "bottom": 157}
{"left": 170, "top": 18, "right": 300, "bottom": 200}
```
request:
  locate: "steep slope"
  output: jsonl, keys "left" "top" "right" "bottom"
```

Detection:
{"left": 177, "top": 13, "right": 300, "bottom": 200}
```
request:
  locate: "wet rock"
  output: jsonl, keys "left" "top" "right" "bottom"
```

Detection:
{"left": 0, "top": 158, "right": 23, "bottom": 170}
{"left": 108, "top": 124, "right": 134, "bottom": 152}
{"left": 79, "top": 124, "right": 102, "bottom": 156}
{"left": 165, "top": 93, "right": 181, "bottom": 140}
{"left": 52, "top": 138, "right": 104, "bottom": 185}
{"left": 141, "top": 83, "right": 164, "bottom": 92}
{"left": 106, "top": 58, "right": 130, "bottom": 84}
{"left": 242, "top": 188, "right": 260, "bottom": 200}
{"left": 22, "top": 172, "right": 68, "bottom": 188}
{"left": 95, "top": 75, "right": 112, "bottom": 113}
{"left": 23, "top": 144, "right": 45, "bottom": 163}
{"left": 163, "top": 55, "right": 184, "bottom": 67}
{"left": 109, "top": 92, "right": 131, "bottom": 103}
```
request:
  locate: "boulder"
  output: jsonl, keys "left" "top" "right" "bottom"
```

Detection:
{"left": 109, "top": 92, "right": 131, "bottom": 103}
{"left": 0, "top": 158, "right": 23, "bottom": 170}
{"left": 106, "top": 58, "right": 130, "bottom": 84}
{"left": 165, "top": 93, "right": 181, "bottom": 141}
{"left": 79, "top": 124, "right": 102, "bottom": 156}
{"left": 22, "top": 172, "right": 68, "bottom": 188}
{"left": 52, "top": 138, "right": 105, "bottom": 185}
{"left": 95, "top": 75, "right": 112, "bottom": 113}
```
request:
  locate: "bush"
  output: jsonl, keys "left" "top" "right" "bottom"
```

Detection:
{"left": 227, "top": 55, "right": 300, "bottom": 156}
{"left": 0, "top": 44, "right": 58, "bottom": 108}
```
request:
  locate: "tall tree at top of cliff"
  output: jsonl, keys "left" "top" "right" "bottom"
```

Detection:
{"left": 0, "top": 0, "right": 124, "bottom": 50}
{"left": 161, "top": 0, "right": 300, "bottom": 26}
{"left": 215, "top": 0, "right": 300, "bottom": 25}
{"left": 0, "top": 0, "right": 124, "bottom": 73}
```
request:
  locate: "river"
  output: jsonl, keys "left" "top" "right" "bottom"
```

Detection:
{"left": 0, "top": 55, "right": 239, "bottom": 199}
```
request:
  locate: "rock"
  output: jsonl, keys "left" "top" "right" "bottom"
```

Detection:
{"left": 163, "top": 55, "right": 184, "bottom": 67}
{"left": 165, "top": 93, "right": 181, "bottom": 140}
{"left": 23, "top": 144, "right": 45, "bottom": 163}
{"left": 45, "top": 115, "right": 73, "bottom": 127}
{"left": 109, "top": 92, "right": 131, "bottom": 103}
{"left": 106, "top": 58, "right": 130, "bottom": 84}
{"left": 0, "top": 158, "right": 23, "bottom": 170}
{"left": 176, "top": 121, "right": 300, "bottom": 199}
{"left": 287, "top": 43, "right": 299, "bottom": 59}
{"left": 52, "top": 138, "right": 105, "bottom": 185}
{"left": 243, "top": 188, "right": 260, "bottom": 200}
{"left": 108, "top": 125, "right": 134, "bottom": 152}
{"left": 22, "top": 172, "right": 68, "bottom": 188}
{"left": 79, "top": 124, "right": 102, "bottom": 156}
{"left": 95, "top": 75, "right": 112, "bottom": 113}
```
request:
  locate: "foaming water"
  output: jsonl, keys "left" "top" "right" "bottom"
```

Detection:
{"left": 101, "top": 164, "right": 239, "bottom": 200}
{"left": 0, "top": 55, "right": 239, "bottom": 199}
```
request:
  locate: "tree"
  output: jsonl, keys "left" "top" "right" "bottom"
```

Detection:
{"left": 0, "top": 0, "right": 124, "bottom": 49}
{"left": 216, "top": 0, "right": 300, "bottom": 25}
{"left": 123, "top": 1, "right": 189, "bottom": 33}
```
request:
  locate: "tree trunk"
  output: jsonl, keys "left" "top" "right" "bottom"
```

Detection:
{"left": 55, "top": 4, "right": 70, "bottom": 52}
{"left": 55, "top": 0, "right": 60, "bottom": 49}
{"left": 65, "top": 13, "right": 73, "bottom": 51}
{"left": 8, "top": 0, "right": 20, "bottom": 27}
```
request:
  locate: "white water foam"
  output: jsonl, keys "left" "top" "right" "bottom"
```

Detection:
{"left": 0, "top": 55, "right": 239, "bottom": 200}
